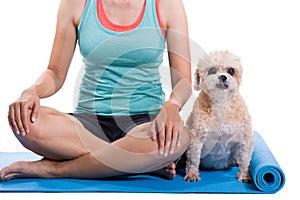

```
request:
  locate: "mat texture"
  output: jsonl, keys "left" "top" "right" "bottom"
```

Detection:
{"left": 0, "top": 132, "right": 285, "bottom": 193}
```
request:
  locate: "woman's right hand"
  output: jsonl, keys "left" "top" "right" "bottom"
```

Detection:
{"left": 8, "top": 88, "right": 40, "bottom": 136}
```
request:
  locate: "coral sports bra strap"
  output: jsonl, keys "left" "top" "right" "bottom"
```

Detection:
{"left": 97, "top": 0, "right": 146, "bottom": 32}
{"left": 81, "top": 0, "right": 164, "bottom": 34}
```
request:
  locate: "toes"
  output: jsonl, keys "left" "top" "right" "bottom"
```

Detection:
{"left": 163, "top": 162, "right": 176, "bottom": 176}
{"left": 147, "top": 162, "right": 177, "bottom": 180}
{"left": 165, "top": 162, "right": 176, "bottom": 170}
{"left": 0, "top": 161, "right": 33, "bottom": 181}
{"left": 0, "top": 169, "right": 6, "bottom": 181}
{"left": 0, "top": 167, "right": 14, "bottom": 181}
{"left": 1, "top": 172, "right": 19, "bottom": 181}
{"left": 170, "top": 162, "right": 176, "bottom": 170}
{"left": 165, "top": 168, "right": 176, "bottom": 177}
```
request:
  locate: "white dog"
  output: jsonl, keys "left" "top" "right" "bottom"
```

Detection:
{"left": 184, "top": 50, "right": 254, "bottom": 183}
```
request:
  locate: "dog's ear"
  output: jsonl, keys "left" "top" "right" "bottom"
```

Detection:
{"left": 193, "top": 68, "right": 202, "bottom": 91}
{"left": 194, "top": 54, "right": 213, "bottom": 91}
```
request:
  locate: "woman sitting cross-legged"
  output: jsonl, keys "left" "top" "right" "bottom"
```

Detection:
{"left": 1, "top": 0, "right": 191, "bottom": 181}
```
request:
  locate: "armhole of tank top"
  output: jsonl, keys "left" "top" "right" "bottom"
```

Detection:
{"left": 78, "top": 0, "right": 90, "bottom": 32}
{"left": 155, "top": 0, "right": 166, "bottom": 38}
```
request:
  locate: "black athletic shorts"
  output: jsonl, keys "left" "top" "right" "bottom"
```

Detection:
{"left": 71, "top": 113, "right": 156, "bottom": 143}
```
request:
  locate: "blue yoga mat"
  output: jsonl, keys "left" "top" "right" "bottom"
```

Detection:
{"left": 0, "top": 132, "right": 285, "bottom": 193}
{"left": 250, "top": 132, "right": 285, "bottom": 193}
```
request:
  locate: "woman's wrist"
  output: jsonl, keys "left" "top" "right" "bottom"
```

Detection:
{"left": 22, "top": 87, "right": 38, "bottom": 97}
{"left": 167, "top": 98, "right": 182, "bottom": 111}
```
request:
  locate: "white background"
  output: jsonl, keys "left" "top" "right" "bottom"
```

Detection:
{"left": 0, "top": 0, "right": 299, "bottom": 199}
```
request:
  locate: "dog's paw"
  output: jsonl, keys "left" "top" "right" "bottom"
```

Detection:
{"left": 184, "top": 171, "right": 201, "bottom": 182}
{"left": 237, "top": 171, "right": 253, "bottom": 183}
{"left": 231, "top": 158, "right": 238, "bottom": 166}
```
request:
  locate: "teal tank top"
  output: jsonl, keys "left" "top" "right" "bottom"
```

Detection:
{"left": 75, "top": 0, "right": 166, "bottom": 116}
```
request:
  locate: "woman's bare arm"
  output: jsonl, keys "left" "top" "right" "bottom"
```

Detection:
{"left": 152, "top": 0, "right": 191, "bottom": 156}
{"left": 164, "top": 0, "right": 191, "bottom": 106}
{"left": 8, "top": 0, "right": 84, "bottom": 135}
{"left": 31, "top": 0, "right": 83, "bottom": 98}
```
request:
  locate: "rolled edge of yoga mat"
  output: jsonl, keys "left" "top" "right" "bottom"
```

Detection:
{"left": 250, "top": 131, "right": 286, "bottom": 193}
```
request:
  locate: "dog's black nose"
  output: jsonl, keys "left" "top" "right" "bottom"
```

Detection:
{"left": 218, "top": 75, "right": 227, "bottom": 82}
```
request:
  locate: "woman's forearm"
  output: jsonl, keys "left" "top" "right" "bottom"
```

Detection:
{"left": 168, "top": 77, "right": 192, "bottom": 110}
{"left": 24, "top": 68, "right": 65, "bottom": 99}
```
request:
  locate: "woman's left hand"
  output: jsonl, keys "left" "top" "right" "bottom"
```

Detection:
{"left": 151, "top": 99, "right": 183, "bottom": 157}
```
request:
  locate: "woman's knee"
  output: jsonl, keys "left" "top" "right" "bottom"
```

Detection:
{"left": 13, "top": 107, "right": 56, "bottom": 146}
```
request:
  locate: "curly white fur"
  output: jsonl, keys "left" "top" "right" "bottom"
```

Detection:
{"left": 184, "top": 50, "right": 254, "bottom": 183}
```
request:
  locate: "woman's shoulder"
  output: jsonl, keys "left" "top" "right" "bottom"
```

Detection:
{"left": 58, "top": 0, "right": 86, "bottom": 27}
{"left": 159, "top": 0, "right": 187, "bottom": 29}
{"left": 159, "top": 0, "right": 185, "bottom": 28}
{"left": 160, "top": 0, "right": 184, "bottom": 11}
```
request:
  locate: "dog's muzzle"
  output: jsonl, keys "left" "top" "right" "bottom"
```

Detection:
{"left": 216, "top": 75, "right": 229, "bottom": 90}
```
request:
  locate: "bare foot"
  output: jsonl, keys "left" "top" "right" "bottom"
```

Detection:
{"left": 1, "top": 160, "right": 177, "bottom": 181}
{"left": 148, "top": 162, "right": 176, "bottom": 180}
{"left": 0, "top": 159, "right": 58, "bottom": 181}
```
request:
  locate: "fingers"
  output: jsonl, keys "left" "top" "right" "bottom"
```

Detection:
{"left": 8, "top": 104, "right": 20, "bottom": 134}
{"left": 150, "top": 120, "right": 157, "bottom": 141}
{"left": 151, "top": 119, "right": 165, "bottom": 155}
{"left": 9, "top": 102, "right": 28, "bottom": 136}
{"left": 158, "top": 126, "right": 166, "bottom": 156}
{"left": 163, "top": 120, "right": 183, "bottom": 157}
{"left": 162, "top": 121, "right": 173, "bottom": 157}
{"left": 169, "top": 121, "right": 181, "bottom": 154}
{"left": 21, "top": 102, "right": 30, "bottom": 134}
{"left": 152, "top": 117, "right": 183, "bottom": 157}
{"left": 8, "top": 99, "right": 40, "bottom": 136}
{"left": 30, "top": 101, "right": 40, "bottom": 123}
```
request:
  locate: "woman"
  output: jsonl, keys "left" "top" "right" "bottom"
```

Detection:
{"left": 1, "top": 0, "right": 191, "bottom": 181}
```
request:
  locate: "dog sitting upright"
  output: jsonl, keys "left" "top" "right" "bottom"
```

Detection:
{"left": 184, "top": 50, "right": 254, "bottom": 183}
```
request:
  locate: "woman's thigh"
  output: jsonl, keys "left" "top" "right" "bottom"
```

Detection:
{"left": 13, "top": 107, "right": 189, "bottom": 176}
{"left": 54, "top": 122, "right": 189, "bottom": 178}
{"left": 14, "top": 106, "right": 108, "bottom": 160}
{"left": 90, "top": 122, "right": 190, "bottom": 174}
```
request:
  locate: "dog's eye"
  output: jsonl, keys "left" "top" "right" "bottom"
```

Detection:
{"left": 208, "top": 67, "right": 217, "bottom": 75}
{"left": 227, "top": 67, "right": 235, "bottom": 76}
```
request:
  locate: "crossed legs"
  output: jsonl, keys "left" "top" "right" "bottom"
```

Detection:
{"left": 0, "top": 107, "right": 189, "bottom": 180}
